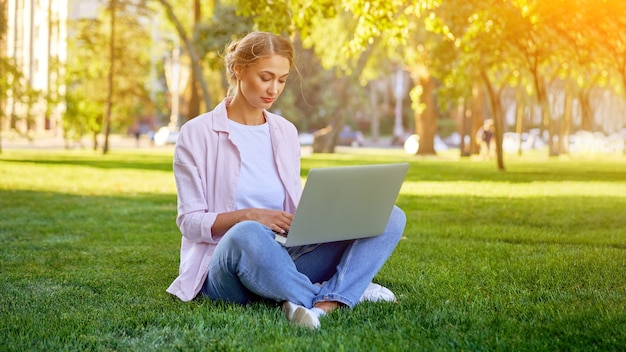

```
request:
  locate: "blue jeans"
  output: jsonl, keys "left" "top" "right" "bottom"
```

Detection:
{"left": 202, "top": 206, "right": 406, "bottom": 308}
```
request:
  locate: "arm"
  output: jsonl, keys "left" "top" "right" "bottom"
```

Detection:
{"left": 173, "top": 122, "right": 224, "bottom": 244}
{"left": 211, "top": 208, "right": 293, "bottom": 237}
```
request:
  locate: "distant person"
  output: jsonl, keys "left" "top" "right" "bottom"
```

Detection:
{"left": 166, "top": 31, "right": 406, "bottom": 329}
{"left": 477, "top": 119, "right": 495, "bottom": 159}
{"left": 129, "top": 121, "right": 141, "bottom": 147}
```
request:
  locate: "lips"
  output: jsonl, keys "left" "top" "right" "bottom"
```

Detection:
{"left": 262, "top": 97, "right": 274, "bottom": 104}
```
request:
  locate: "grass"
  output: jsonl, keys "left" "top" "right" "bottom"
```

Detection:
{"left": 1, "top": 147, "right": 625, "bottom": 351}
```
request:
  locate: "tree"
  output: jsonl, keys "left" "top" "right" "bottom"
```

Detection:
{"left": 0, "top": 59, "right": 22, "bottom": 154}
{"left": 311, "top": 1, "right": 445, "bottom": 155}
{"left": 0, "top": 0, "right": 8, "bottom": 153}
{"left": 102, "top": 0, "right": 117, "bottom": 154}
{"left": 237, "top": 0, "right": 440, "bottom": 153}
{"left": 404, "top": 2, "right": 456, "bottom": 155}
{"left": 0, "top": 0, "right": 6, "bottom": 153}
{"left": 0, "top": 60, "right": 43, "bottom": 148}
{"left": 156, "top": 0, "right": 212, "bottom": 112}
{"left": 63, "top": 0, "right": 154, "bottom": 150}
{"left": 298, "top": 11, "right": 383, "bottom": 153}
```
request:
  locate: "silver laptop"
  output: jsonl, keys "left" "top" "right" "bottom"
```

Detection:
{"left": 275, "top": 163, "right": 409, "bottom": 247}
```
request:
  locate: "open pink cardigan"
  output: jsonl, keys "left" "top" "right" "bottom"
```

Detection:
{"left": 166, "top": 99, "right": 302, "bottom": 301}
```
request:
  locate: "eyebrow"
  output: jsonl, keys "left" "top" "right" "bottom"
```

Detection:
{"left": 260, "top": 71, "right": 290, "bottom": 78}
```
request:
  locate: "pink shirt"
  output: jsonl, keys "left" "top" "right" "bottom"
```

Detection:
{"left": 166, "top": 99, "right": 303, "bottom": 301}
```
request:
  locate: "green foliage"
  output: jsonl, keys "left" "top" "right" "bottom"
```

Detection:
{"left": 7, "top": 0, "right": 626, "bottom": 157}
{"left": 1, "top": 149, "right": 625, "bottom": 351}
{"left": 63, "top": 87, "right": 102, "bottom": 143}
{"left": 194, "top": 3, "right": 254, "bottom": 70}
{"left": 234, "top": 0, "right": 291, "bottom": 34}
{"left": 0, "top": 64, "right": 43, "bottom": 136}
{"left": 0, "top": 58, "right": 22, "bottom": 119}
{"left": 235, "top": 0, "right": 337, "bottom": 38}
{"left": 63, "top": 1, "right": 154, "bottom": 143}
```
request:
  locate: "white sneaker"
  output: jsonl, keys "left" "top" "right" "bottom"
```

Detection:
{"left": 359, "top": 282, "right": 397, "bottom": 303}
{"left": 282, "top": 301, "right": 321, "bottom": 329}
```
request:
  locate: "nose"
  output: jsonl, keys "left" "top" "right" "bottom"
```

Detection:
{"left": 268, "top": 80, "right": 278, "bottom": 95}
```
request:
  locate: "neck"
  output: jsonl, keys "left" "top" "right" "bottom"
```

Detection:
{"left": 227, "top": 96, "right": 265, "bottom": 125}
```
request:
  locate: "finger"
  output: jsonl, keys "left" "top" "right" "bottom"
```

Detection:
{"left": 272, "top": 225, "right": 286, "bottom": 234}
{"left": 278, "top": 221, "right": 291, "bottom": 232}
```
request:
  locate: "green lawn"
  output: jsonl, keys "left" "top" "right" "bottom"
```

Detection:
{"left": 1, "top": 148, "right": 625, "bottom": 351}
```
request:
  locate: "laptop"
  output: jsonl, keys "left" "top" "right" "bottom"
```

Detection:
{"left": 275, "top": 163, "right": 409, "bottom": 247}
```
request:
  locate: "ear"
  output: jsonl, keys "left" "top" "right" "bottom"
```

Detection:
{"left": 234, "top": 65, "right": 244, "bottom": 80}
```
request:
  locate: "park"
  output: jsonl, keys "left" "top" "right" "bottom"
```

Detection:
{"left": 1, "top": 147, "right": 624, "bottom": 350}
{"left": 2, "top": 0, "right": 626, "bottom": 350}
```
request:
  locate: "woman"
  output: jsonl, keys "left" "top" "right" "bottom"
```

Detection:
{"left": 167, "top": 31, "right": 407, "bottom": 329}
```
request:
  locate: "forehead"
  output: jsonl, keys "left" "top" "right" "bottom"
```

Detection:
{"left": 250, "top": 55, "right": 291, "bottom": 75}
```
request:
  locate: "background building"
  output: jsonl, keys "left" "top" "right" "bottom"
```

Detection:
{"left": 3, "top": 0, "right": 104, "bottom": 136}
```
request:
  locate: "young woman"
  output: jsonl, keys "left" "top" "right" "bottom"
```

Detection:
{"left": 167, "top": 31, "right": 406, "bottom": 329}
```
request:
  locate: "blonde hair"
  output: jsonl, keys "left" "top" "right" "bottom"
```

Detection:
{"left": 225, "top": 32, "right": 295, "bottom": 96}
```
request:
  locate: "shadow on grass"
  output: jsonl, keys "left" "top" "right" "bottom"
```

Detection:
{"left": 302, "top": 156, "right": 626, "bottom": 183}
{"left": 0, "top": 189, "right": 179, "bottom": 247}
{"left": 0, "top": 152, "right": 173, "bottom": 172}
{"left": 3, "top": 151, "right": 625, "bottom": 183}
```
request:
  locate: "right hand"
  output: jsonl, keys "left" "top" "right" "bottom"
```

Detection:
{"left": 247, "top": 208, "right": 293, "bottom": 235}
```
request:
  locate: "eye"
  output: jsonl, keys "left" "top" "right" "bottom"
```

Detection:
{"left": 260, "top": 75, "right": 271, "bottom": 82}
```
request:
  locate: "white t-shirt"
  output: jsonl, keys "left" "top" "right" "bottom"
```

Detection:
{"left": 228, "top": 120, "right": 285, "bottom": 211}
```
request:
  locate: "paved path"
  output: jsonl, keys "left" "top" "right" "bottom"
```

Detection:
{"left": 1, "top": 134, "right": 172, "bottom": 150}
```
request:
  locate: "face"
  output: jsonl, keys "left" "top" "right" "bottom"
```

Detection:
{"left": 236, "top": 54, "right": 291, "bottom": 110}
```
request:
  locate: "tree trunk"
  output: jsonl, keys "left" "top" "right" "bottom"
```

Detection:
{"left": 579, "top": 90, "right": 593, "bottom": 131}
{"left": 544, "top": 97, "right": 557, "bottom": 156}
{"left": 480, "top": 69, "right": 505, "bottom": 171}
{"left": 493, "top": 100, "right": 505, "bottom": 170}
{"left": 459, "top": 102, "right": 470, "bottom": 157}
{"left": 536, "top": 80, "right": 556, "bottom": 156}
{"left": 471, "top": 83, "right": 486, "bottom": 155}
{"left": 515, "top": 87, "right": 524, "bottom": 156}
{"left": 93, "top": 131, "right": 99, "bottom": 151}
{"left": 186, "top": 0, "right": 202, "bottom": 120}
{"left": 312, "top": 38, "right": 379, "bottom": 153}
{"left": 186, "top": 72, "right": 200, "bottom": 119}
{"left": 532, "top": 68, "right": 555, "bottom": 156}
{"left": 414, "top": 73, "right": 437, "bottom": 155}
{"left": 369, "top": 82, "right": 380, "bottom": 142}
{"left": 102, "top": 0, "right": 116, "bottom": 154}
{"left": 313, "top": 77, "right": 350, "bottom": 153}
{"left": 561, "top": 81, "right": 573, "bottom": 155}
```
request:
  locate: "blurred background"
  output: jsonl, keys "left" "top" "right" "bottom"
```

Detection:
{"left": 1, "top": 0, "right": 625, "bottom": 163}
